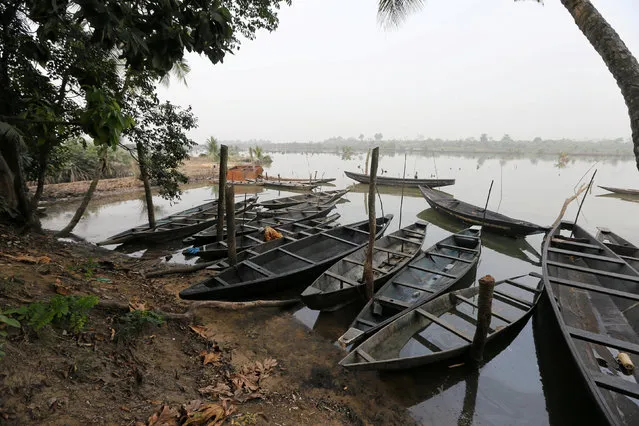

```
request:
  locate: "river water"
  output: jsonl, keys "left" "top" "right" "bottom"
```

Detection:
{"left": 42, "top": 151, "right": 638, "bottom": 425}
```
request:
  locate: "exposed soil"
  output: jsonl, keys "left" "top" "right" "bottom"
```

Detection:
{"left": 32, "top": 157, "right": 221, "bottom": 203}
{"left": 0, "top": 225, "right": 416, "bottom": 425}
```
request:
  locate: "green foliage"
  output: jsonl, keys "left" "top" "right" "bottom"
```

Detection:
{"left": 0, "top": 308, "right": 21, "bottom": 359}
{"left": 250, "top": 146, "right": 273, "bottom": 165}
{"left": 206, "top": 136, "right": 220, "bottom": 162}
{"left": 116, "top": 310, "right": 165, "bottom": 342}
{"left": 7, "top": 295, "right": 98, "bottom": 333}
{"left": 67, "top": 257, "right": 100, "bottom": 278}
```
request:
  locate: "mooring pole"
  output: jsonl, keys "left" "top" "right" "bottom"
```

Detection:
{"left": 481, "top": 180, "right": 494, "bottom": 226}
{"left": 364, "top": 147, "right": 379, "bottom": 300}
{"left": 570, "top": 169, "right": 597, "bottom": 237}
{"left": 470, "top": 275, "right": 495, "bottom": 363}
{"left": 399, "top": 153, "right": 407, "bottom": 229}
{"left": 225, "top": 183, "right": 237, "bottom": 266}
{"left": 216, "top": 145, "right": 228, "bottom": 242}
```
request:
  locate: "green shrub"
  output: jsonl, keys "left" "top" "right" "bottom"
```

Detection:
{"left": 7, "top": 295, "right": 98, "bottom": 333}
{"left": 0, "top": 309, "right": 21, "bottom": 359}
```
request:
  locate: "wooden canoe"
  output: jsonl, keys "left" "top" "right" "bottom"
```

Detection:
{"left": 543, "top": 221, "right": 639, "bottom": 425}
{"left": 301, "top": 221, "right": 428, "bottom": 311}
{"left": 419, "top": 185, "right": 548, "bottom": 237}
{"left": 256, "top": 189, "right": 348, "bottom": 209}
{"left": 249, "top": 179, "right": 318, "bottom": 191}
{"left": 179, "top": 215, "right": 393, "bottom": 301}
{"left": 183, "top": 201, "right": 337, "bottom": 245}
{"left": 344, "top": 170, "right": 455, "bottom": 188}
{"left": 339, "top": 273, "right": 543, "bottom": 370}
{"left": 184, "top": 213, "right": 341, "bottom": 260}
{"left": 338, "top": 226, "right": 482, "bottom": 347}
{"left": 596, "top": 227, "right": 639, "bottom": 270}
{"left": 598, "top": 185, "right": 639, "bottom": 196}
{"left": 96, "top": 197, "right": 257, "bottom": 246}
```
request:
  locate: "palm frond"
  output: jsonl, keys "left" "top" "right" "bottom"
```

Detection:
{"left": 378, "top": 0, "right": 424, "bottom": 28}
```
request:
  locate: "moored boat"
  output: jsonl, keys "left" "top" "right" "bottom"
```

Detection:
{"left": 257, "top": 189, "right": 348, "bottom": 209}
{"left": 184, "top": 213, "right": 341, "bottom": 260}
{"left": 419, "top": 185, "right": 547, "bottom": 237}
{"left": 179, "top": 215, "right": 393, "bottom": 301}
{"left": 301, "top": 221, "right": 428, "bottom": 311}
{"left": 345, "top": 171, "right": 455, "bottom": 188}
{"left": 96, "top": 196, "right": 257, "bottom": 246}
{"left": 543, "top": 221, "right": 639, "bottom": 425}
{"left": 596, "top": 227, "right": 639, "bottom": 270}
{"left": 338, "top": 226, "right": 482, "bottom": 347}
{"left": 339, "top": 273, "right": 543, "bottom": 370}
{"left": 598, "top": 185, "right": 639, "bottom": 196}
{"left": 249, "top": 179, "right": 318, "bottom": 191}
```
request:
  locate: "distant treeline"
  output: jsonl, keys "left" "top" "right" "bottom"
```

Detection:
{"left": 214, "top": 135, "right": 632, "bottom": 157}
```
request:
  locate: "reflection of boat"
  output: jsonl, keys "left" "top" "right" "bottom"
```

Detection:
{"left": 185, "top": 213, "right": 340, "bottom": 260}
{"left": 256, "top": 189, "right": 347, "bottom": 209}
{"left": 345, "top": 171, "right": 455, "bottom": 188}
{"left": 534, "top": 293, "right": 608, "bottom": 426}
{"left": 340, "top": 274, "right": 543, "bottom": 370}
{"left": 417, "top": 208, "right": 541, "bottom": 266}
{"left": 339, "top": 227, "right": 482, "bottom": 347}
{"left": 598, "top": 185, "right": 639, "bottom": 196}
{"left": 419, "top": 186, "right": 548, "bottom": 237}
{"left": 179, "top": 215, "right": 393, "bottom": 301}
{"left": 301, "top": 221, "right": 427, "bottom": 311}
{"left": 96, "top": 196, "right": 257, "bottom": 246}
{"left": 596, "top": 227, "right": 639, "bottom": 269}
{"left": 542, "top": 221, "right": 639, "bottom": 425}
{"left": 347, "top": 183, "right": 424, "bottom": 198}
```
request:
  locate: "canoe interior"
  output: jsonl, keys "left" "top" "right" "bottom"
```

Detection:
{"left": 544, "top": 222, "right": 639, "bottom": 425}
{"left": 419, "top": 185, "right": 546, "bottom": 236}
{"left": 301, "top": 222, "right": 427, "bottom": 310}
{"left": 596, "top": 227, "right": 639, "bottom": 265}
{"left": 257, "top": 189, "right": 347, "bottom": 209}
{"left": 339, "top": 227, "right": 481, "bottom": 346}
{"left": 341, "top": 274, "right": 542, "bottom": 370}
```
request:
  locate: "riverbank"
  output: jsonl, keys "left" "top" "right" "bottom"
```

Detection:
{"left": 33, "top": 157, "right": 219, "bottom": 203}
{"left": 0, "top": 225, "right": 415, "bottom": 425}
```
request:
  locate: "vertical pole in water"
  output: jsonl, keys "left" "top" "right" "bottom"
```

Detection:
{"left": 216, "top": 145, "right": 228, "bottom": 242}
{"left": 470, "top": 275, "right": 495, "bottom": 364}
{"left": 364, "top": 147, "right": 379, "bottom": 300}
{"left": 399, "top": 153, "right": 407, "bottom": 230}
{"left": 225, "top": 183, "right": 237, "bottom": 266}
{"left": 481, "top": 180, "right": 494, "bottom": 226}
{"left": 571, "top": 169, "right": 597, "bottom": 237}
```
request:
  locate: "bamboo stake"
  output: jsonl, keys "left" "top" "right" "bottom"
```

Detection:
{"left": 399, "top": 153, "right": 407, "bottom": 229}
{"left": 570, "top": 169, "right": 597, "bottom": 236}
{"left": 364, "top": 147, "right": 379, "bottom": 300}
{"left": 470, "top": 275, "right": 495, "bottom": 363}
{"left": 216, "top": 145, "right": 228, "bottom": 242}
{"left": 481, "top": 180, "right": 494, "bottom": 226}
{"left": 225, "top": 183, "right": 237, "bottom": 266}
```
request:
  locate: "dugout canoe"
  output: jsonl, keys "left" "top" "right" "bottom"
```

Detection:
{"left": 344, "top": 171, "right": 455, "bottom": 188}
{"left": 543, "top": 221, "right": 639, "bottom": 425}
{"left": 96, "top": 197, "right": 257, "bottom": 246}
{"left": 339, "top": 273, "right": 543, "bottom": 370}
{"left": 419, "top": 186, "right": 547, "bottom": 237}
{"left": 598, "top": 185, "right": 639, "bottom": 197}
{"left": 179, "top": 215, "right": 393, "bottom": 301}
{"left": 256, "top": 189, "right": 348, "bottom": 209}
{"left": 596, "top": 227, "right": 639, "bottom": 270}
{"left": 184, "top": 213, "right": 341, "bottom": 260}
{"left": 301, "top": 221, "right": 428, "bottom": 311}
{"left": 338, "top": 226, "right": 482, "bottom": 347}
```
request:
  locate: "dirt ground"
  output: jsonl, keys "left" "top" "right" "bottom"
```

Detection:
{"left": 0, "top": 225, "right": 416, "bottom": 425}
{"left": 32, "top": 157, "right": 221, "bottom": 203}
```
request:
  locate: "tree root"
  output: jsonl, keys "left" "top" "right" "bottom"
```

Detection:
{"left": 143, "top": 261, "right": 217, "bottom": 278}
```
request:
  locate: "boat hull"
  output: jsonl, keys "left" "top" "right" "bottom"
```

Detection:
{"left": 345, "top": 171, "right": 454, "bottom": 188}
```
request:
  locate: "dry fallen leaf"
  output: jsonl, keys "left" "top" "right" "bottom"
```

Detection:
{"left": 200, "top": 351, "right": 222, "bottom": 366}
{"left": 189, "top": 325, "right": 212, "bottom": 339}
{"left": 110, "top": 328, "right": 116, "bottom": 341}
{"left": 0, "top": 253, "right": 51, "bottom": 264}
{"left": 147, "top": 405, "right": 179, "bottom": 426}
{"left": 52, "top": 279, "right": 72, "bottom": 295}
{"left": 198, "top": 383, "right": 233, "bottom": 398}
{"left": 182, "top": 401, "right": 235, "bottom": 426}
{"left": 129, "top": 300, "right": 147, "bottom": 312}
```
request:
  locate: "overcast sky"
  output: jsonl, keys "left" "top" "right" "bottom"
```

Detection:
{"left": 158, "top": 0, "right": 639, "bottom": 144}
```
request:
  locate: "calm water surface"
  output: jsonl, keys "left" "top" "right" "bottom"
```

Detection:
{"left": 42, "top": 152, "right": 638, "bottom": 425}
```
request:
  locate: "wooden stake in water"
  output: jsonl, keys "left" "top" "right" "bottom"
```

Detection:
{"left": 399, "top": 153, "right": 407, "bottom": 229}
{"left": 470, "top": 275, "right": 495, "bottom": 363}
{"left": 364, "top": 147, "right": 379, "bottom": 300}
{"left": 481, "top": 180, "right": 495, "bottom": 226}
{"left": 571, "top": 169, "right": 597, "bottom": 236}
{"left": 225, "top": 183, "right": 237, "bottom": 266}
{"left": 216, "top": 145, "right": 229, "bottom": 242}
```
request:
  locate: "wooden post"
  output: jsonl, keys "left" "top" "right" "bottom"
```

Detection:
{"left": 470, "top": 275, "right": 495, "bottom": 363}
{"left": 225, "top": 183, "right": 237, "bottom": 266}
{"left": 216, "top": 145, "right": 228, "bottom": 242}
{"left": 364, "top": 147, "right": 379, "bottom": 300}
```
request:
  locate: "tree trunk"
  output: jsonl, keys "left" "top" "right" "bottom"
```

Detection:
{"left": 0, "top": 149, "right": 18, "bottom": 215}
{"left": 0, "top": 137, "right": 38, "bottom": 228}
{"left": 363, "top": 147, "right": 379, "bottom": 300}
{"left": 560, "top": 0, "right": 639, "bottom": 169}
{"left": 32, "top": 141, "right": 51, "bottom": 207}
{"left": 136, "top": 141, "right": 156, "bottom": 227}
{"left": 216, "top": 145, "right": 228, "bottom": 242}
{"left": 56, "top": 152, "right": 105, "bottom": 237}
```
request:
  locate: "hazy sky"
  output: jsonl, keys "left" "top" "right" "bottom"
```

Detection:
{"left": 158, "top": 0, "right": 639, "bottom": 144}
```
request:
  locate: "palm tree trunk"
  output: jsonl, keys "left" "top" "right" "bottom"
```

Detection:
{"left": 136, "top": 141, "right": 156, "bottom": 228}
{"left": 560, "top": 0, "right": 639, "bottom": 169}
{"left": 56, "top": 152, "right": 105, "bottom": 237}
